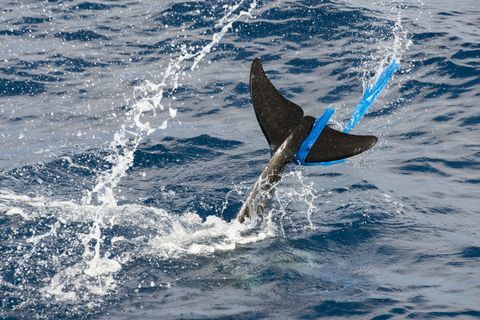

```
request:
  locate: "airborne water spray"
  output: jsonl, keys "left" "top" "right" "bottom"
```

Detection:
{"left": 78, "top": 0, "right": 258, "bottom": 286}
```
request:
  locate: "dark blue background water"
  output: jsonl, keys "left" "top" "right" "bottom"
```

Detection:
{"left": 1, "top": 0, "right": 479, "bottom": 319}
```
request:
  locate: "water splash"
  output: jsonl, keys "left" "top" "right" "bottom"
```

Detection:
{"left": 79, "top": 0, "right": 258, "bottom": 284}
{"left": 273, "top": 170, "right": 320, "bottom": 235}
{"left": 83, "top": 1, "right": 258, "bottom": 208}
{"left": 0, "top": 1, "right": 260, "bottom": 312}
{"left": 362, "top": 6, "right": 411, "bottom": 91}
{"left": 325, "top": 2, "right": 413, "bottom": 135}
{"left": 0, "top": 189, "right": 270, "bottom": 308}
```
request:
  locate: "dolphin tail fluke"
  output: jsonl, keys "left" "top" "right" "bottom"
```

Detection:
{"left": 303, "top": 126, "right": 378, "bottom": 163}
{"left": 250, "top": 58, "right": 304, "bottom": 155}
{"left": 250, "top": 58, "right": 377, "bottom": 164}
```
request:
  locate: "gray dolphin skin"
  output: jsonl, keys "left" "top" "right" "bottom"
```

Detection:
{"left": 236, "top": 59, "right": 378, "bottom": 223}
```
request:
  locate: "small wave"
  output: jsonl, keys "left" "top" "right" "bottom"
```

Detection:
{"left": 398, "top": 163, "right": 450, "bottom": 177}
{"left": 452, "top": 49, "right": 480, "bottom": 61}
{"left": 72, "top": 2, "right": 126, "bottom": 11}
{"left": 460, "top": 115, "right": 480, "bottom": 127}
{"left": 405, "top": 157, "right": 479, "bottom": 170}
{"left": 304, "top": 298, "right": 397, "bottom": 318}
{"left": 134, "top": 135, "right": 243, "bottom": 168}
{"left": 14, "top": 16, "right": 52, "bottom": 25}
{"left": 0, "top": 28, "right": 33, "bottom": 36}
{"left": 0, "top": 78, "right": 46, "bottom": 96}
{"left": 461, "top": 246, "right": 480, "bottom": 258}
{"left": 55, "top": 30, "right": 110, "bottom": 42}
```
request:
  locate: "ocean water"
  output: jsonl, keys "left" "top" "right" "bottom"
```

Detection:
{"left": 1, "top": 0, "right": 479, "bottom": 319}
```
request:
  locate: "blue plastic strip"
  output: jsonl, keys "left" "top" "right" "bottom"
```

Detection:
{"left": 344, "top": 59, "right": 399, "bottom": 134}
{"left": 312, "top": 59, "right": 399, "bottom": 166}
{"left": 294, "top": 108, "right": 335, "bottom": 165}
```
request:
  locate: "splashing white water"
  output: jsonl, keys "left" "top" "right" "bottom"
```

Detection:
{"left": 77, "top": 0, "right": 258, "bottom": 285}
{"left": 0, "top": 188, "right": 274, "bottom": 305}
{"left": 0, "top": 1, "right": 260, "bottom": 307}
{"left": 371, "top": 8, "right": 412, "bottom": 79}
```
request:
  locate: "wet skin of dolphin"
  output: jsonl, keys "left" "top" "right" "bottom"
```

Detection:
{"left": 237, "top": 116, "right": 315, "bottom": 223}
{"left": 236, "top": 59, "right": 378, "bottom": 223}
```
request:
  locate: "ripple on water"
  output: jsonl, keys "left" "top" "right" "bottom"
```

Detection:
{"left": 54, "top": 30, "right": 110, "bottom": 42}
{"left": 0, "top": 78, "right": 46, "bottom": 96}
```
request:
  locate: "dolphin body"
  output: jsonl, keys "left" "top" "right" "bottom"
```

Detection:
{"left": 236, "top": 59, "right": 378, "bottom": 223}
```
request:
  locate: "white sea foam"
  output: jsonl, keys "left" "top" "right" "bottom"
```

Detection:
{"left": 0, "top": 187, "right": 279, "bottom": 304}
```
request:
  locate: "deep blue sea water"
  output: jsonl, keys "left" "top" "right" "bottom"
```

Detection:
{"left": 1, "top": 0, "right": 479, "bottom": 319}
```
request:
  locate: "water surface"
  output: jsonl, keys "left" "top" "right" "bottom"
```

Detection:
{"left": 1, "top": 0, "right": 479, "bottom": 319}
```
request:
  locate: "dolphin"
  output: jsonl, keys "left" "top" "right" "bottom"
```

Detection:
{"left": 236, "top": 59, "right": 378, "bottom": 223}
